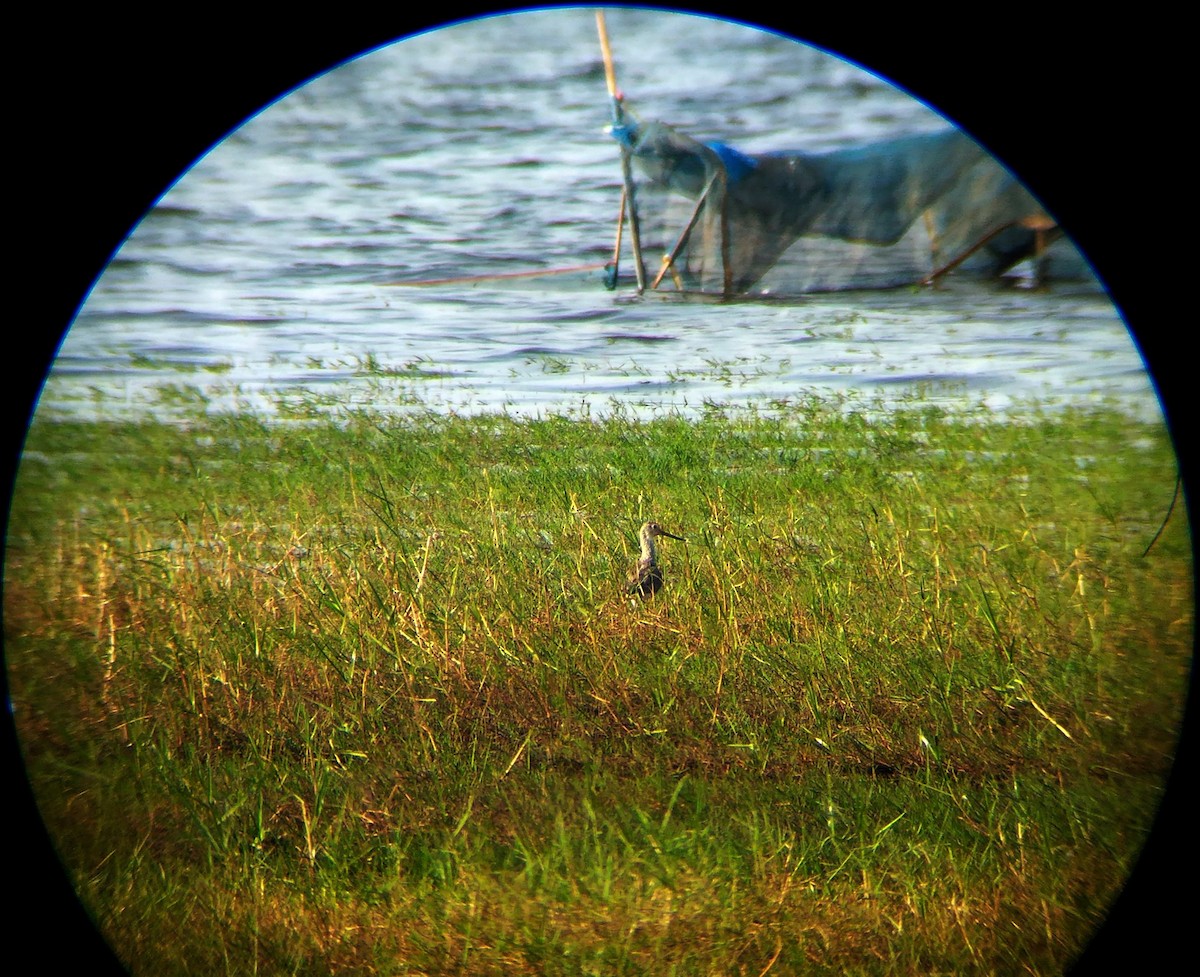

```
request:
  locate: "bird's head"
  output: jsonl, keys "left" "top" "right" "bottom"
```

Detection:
{"left": 643, "top": 521, "right": 685, "bottom": 541}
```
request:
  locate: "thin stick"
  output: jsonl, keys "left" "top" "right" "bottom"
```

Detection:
{"left": 921, "top": 221, "right": 1016, "bottom": 285}
{"left": 596, "top": 9, "right": 619, "bottom": 101}
{"left": 613, "top": 185, "right": 626, "bottom": 263}
{"left": 1142, "top": 471, "right": 1181, "bottom": 557}
{"left": 605, "top": 184, "right": 626, "bottom": 288}
{"left": 596, "top": 10, "right": 646, "bottom": 292}
{"left": 720, "top": 172, "right": 732, "bottom": 297}
{"left": 621, "top": 150, "right": 647, "bottom": 294}
{"left": 651, "top": 173, "right": 717, "bottom": 290}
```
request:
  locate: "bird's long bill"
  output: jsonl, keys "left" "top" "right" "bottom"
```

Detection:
{"left": 660, "top": 529, "right": 685, "bottom": 541}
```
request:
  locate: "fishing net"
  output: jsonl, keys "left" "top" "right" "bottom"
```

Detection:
{"left": 608, "top": 106, "right": 1078, "bottom": 296}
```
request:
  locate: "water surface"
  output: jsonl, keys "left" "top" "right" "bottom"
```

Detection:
{"left": 43, "top": 9, "right": 1156, "bottom": 423}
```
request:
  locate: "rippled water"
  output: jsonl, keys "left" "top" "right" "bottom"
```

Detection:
{"left": 41, "top": 8, "right": 1158, "bottom": 423}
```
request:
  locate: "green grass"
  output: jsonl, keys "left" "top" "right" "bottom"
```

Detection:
{"left": 5, "top": 394, "right": 1191, "bottom": 975}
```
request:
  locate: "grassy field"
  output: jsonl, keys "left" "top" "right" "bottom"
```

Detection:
{"left": 4, "top": 394, "right": 1192, "bottom": 975}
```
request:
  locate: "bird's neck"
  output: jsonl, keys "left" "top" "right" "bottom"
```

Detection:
{"left": 640, "top": 535, "right": 658, "bottom": 563}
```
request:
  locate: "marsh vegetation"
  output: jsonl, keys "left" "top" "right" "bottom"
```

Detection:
{"left": 5, "top": 391, "right": 1190, "bottom": 975}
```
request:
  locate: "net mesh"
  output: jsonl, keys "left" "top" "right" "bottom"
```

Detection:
{"left": 611, "top": 108, "right": 1075, "bottom": 296}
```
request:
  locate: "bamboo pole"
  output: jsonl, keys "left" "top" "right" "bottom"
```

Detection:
{"left": 596, "top": 10, "right": 646, "bottom": 293}
{"left": 651, "top": 173, "right": 717, "bottom": 290}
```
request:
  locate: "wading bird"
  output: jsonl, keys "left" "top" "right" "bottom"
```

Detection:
{"left": 627, "top": 520, "right": 685, "bottom": 597}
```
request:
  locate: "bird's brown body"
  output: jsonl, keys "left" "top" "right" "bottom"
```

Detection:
{"left": 627, "top": 521, "right": 685, "bottom": 597}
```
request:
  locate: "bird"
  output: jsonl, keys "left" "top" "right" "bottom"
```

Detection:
{"left": 627, "top": 520, "right": 685, "bottom": 597}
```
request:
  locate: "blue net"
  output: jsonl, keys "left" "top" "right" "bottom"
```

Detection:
{"left": 609, "top": 106, "right": 1076, "bottom": 296}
